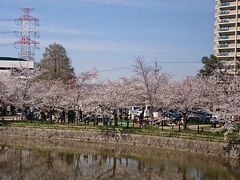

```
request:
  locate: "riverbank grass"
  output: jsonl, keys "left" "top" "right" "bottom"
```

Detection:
{"left": 1, "top": 120, "right": 238, "bottom": 143}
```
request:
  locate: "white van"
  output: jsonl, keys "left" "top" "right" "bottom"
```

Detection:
{"left": 129, "top": 105, "right": 157, "bottom": 119}
{"left": 129, "top": 106, "right": 142, "bottom": 120}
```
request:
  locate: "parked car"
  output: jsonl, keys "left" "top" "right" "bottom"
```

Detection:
{"left": 129, "top": 106, "right": 143, "bottom": 120}
{"left": 210, "top": 116, "right": 218, "bottom": 128}
{"left": 187, "top": 110, "right": 211, "bottom": 124}
{"left": 161, "top": 111, "right": 182, "bottom": 120}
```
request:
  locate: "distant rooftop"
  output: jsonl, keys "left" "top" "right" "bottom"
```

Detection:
{"left": 0, "top": 57, "right": 26, "bottom": 61}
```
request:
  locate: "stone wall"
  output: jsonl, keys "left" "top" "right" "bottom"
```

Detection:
{"left": 0, "top": 127, "right": 239, "bottom": 159}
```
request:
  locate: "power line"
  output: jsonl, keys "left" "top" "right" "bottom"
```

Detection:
{"left": 98, "top": 61, "right": 202, "bottom": 73}
{"left": 0, "top": 43, "right": 13, "bottom": 46}
{"left": 0, "top": 31, "right": 15, "bottom": 33}
{"left": 98, "top": 66, "right": 131, "bottom": 72}
{"left": 0, "top": 19, "right": 15, "bottom": 21}
{"left": 157, "top": 61, "right": 200, "bottom": 64}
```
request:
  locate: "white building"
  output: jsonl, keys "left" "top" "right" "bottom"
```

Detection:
{"left": 0, "top": 57, "right": 34, "bottom": 73}
{"left": 215, "top": 0, "right": 240, "bottom": 75}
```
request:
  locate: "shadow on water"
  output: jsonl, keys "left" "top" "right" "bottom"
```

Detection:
{"left": 0, "top": 138, "right": 239, "bottom": 180}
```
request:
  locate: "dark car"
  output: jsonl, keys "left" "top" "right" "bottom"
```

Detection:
{"left": 161, "top": 111, "right": 182, "bottom": 124}
{"left": 187, "top": 111, "right": 211, "bottom": 124}
{"left": 162, "top": 111, "right": 182, "bottom": 120}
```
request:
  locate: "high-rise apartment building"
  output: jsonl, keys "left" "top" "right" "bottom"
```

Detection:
{"left": 215, "top": 0, "right": 240, "bottom": 75}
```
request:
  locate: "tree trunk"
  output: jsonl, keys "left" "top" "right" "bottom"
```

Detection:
{"left": 180, "top": 111, "right": 188, "bottom": 130}
{"left": 183, "top": 113, "right": 188, "bottom": 130}
{"left": 21, "top": 108, "right": 25, "bottom": 121}
{"left": 76, "top": 107, "right": 80, "bottom": 125}
{"left": 49, "top": 109, "right": 53, "bottom": 123}
{"left": 113, "top": 110, "right": 118, "bottom": 126}
{"left": 114, "top": 117, "right": 118, "bottom": 126}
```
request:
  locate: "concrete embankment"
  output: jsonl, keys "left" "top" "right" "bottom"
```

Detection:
{"left": 0, "top": 127, "right": 239, "bottom": 159}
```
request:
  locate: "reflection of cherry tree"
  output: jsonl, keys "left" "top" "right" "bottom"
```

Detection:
{"left": 0, "top": 145, "right": 237, "bottom": 180}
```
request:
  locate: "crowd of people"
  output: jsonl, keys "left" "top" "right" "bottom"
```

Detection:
{"left": 0, "top": 104, "right": 132, "bottom": 126}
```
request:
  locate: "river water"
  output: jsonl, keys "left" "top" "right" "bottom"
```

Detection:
{"left": 0, "top": 140, "right": 239, "bottom": 180}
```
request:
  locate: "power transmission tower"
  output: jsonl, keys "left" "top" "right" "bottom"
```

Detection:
{"left": 14, "top": 8, "right": 40, "bottom": 61}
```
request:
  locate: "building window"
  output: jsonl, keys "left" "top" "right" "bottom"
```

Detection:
{"left": 220, "top": 52, "right": 229, "bottom": 56}
{"left": 220, "top": 19, "right": 230, "bottom": 23}
{"left": 220, "top": 35, "right": 229, "bottom": 39}
{"left": 221, "top": 2, "right": 230, "bottom": 6}
{"left": 221, "top": 10, "right": 230, "bottom": 15}
{"left": 220, "top": 43, "right": 228, "bottom": 48}
{"left": 220, "top": 27, "right": 229, "bottom": 31}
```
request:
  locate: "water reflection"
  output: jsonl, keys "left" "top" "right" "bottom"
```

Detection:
{"left": 0, "top": 145, "right": 239, "bottom": 180}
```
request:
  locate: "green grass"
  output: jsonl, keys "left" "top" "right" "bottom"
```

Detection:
{"left": 120, "top": 126, "right": 225, "bottom": 142}
{"left": 1, "top": 120, "right": 238, "bottom": 143}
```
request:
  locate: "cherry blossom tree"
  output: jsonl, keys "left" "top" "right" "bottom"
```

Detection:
{"left": 0, "top": 56, "right": 238, "bottom": 138}
{"left": 92, "top": 80, "right": 127, "bottom": 126}
{"left": 0, "top": 76, "right": 7, "bottom": 104}
{"left": 119, "top": 77, "right": 145, "bottom": 106}
{"left": 164, "top": 76, "right": 216, "bottom": 129}
{"left": 0, "top": 77, "right": 7, "bottom": 120}
{"left": 133, "top": 56, "right": 171, "bottom": 116}
{"left": 210, "top": 75, "right": 240, "bottom": 139}
{"left": 1, "top": 69, "right": 41, "bottom": 119}
{"left": 66, "top": 68, "right": 98, "bottom": 123}
{"left": 37, "top": 80, "right": 68, "bottom": 107}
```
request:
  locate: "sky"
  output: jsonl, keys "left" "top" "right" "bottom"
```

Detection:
{"left": 0, "top": 0, "right": 215, "bottom": 80}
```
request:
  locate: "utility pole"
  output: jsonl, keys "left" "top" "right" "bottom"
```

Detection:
{"left": 154, "top": 61, "right": 161, "bottom": 78}
{"left": 152, "top": 60, "right": 161, "bottom": 114}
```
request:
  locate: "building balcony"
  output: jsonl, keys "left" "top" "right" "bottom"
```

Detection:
{"left": 219, "top": 10, "right": 237, "bottom": 16}
{"left": 219, "top": 2, "right": 237, "bottom": 8}
{"left": 218, "top": 43, "right": 235, "bottom": 49}
{"left": 218, "top": 35, "right": 240, "bottom": 40}
{"left": 237, "top": 35, "right": 240, "bottom": 40}
{"left": 219, "top": 26, "right": 235, "bottom": 32}
{"left": 220, "top": 36, "right": 230, "bottom": 40}
{"left": 218, "top": 52, "right": 240, "bottom": 57}
{"left": 220, "top": 10, "right": 230, "bottom": 14}
{"left": 221, "top": 2, "right": 231, "bottom": 6}
{"left": 219, "top": 19, "right": 236, "bottom": 24}
{"left": 217, "top": 52, "right": 235, "bottom": 57}
{"left": 219, "top": 35, "right": 235, "bottom": 40}
{"left": 223, "top": 61, "right": 236, "bottom": 65}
